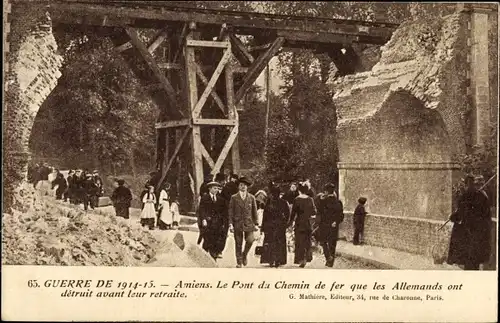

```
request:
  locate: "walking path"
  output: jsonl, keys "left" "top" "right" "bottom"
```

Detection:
{"left": 95, "top": 205, "right": 460, "bottom": 270}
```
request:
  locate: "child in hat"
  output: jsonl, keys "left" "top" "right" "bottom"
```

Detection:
{"left": 353, "top": 197, "right": 368, "bottom": 245}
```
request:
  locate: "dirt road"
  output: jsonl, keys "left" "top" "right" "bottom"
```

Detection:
{"left": 99, "top": 206, "right": 379, "bottom": 269}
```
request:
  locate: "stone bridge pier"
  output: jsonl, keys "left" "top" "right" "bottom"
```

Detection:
{"left": 3, "top": 1, "right": 64, "bottom": 210}
{"left": 332, "top": 4, "right": 497, "bottom": 267}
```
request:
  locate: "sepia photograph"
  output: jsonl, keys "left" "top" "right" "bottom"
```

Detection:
{"left": 2, "top": 0, "right": 498, "bottom": 277}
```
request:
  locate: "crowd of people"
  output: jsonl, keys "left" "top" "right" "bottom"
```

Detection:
{"left": 28, "top": 161, "right": 493, "bottom": 271}
{"left": 193, "top": 173, "right": 364, "bottom": 269}
{"left": 28, "top": 162, "right": 104, "bottom": 211}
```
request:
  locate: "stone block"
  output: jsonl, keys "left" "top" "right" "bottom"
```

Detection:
{"left": 98, "top": 197, "right": 112, "bottom": 207}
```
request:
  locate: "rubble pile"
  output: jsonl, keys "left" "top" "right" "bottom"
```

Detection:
{"left": 2, "top": 187, "right": 159, "bottom": 266}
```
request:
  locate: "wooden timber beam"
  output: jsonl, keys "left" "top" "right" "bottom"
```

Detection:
{"left": 248, "top": 43, "right": 271, "bottom": 52}
{"left": 229, "top": 33, "right": 254, "bottom": 66}
{"left": 125, "top": 27, "right": 182, "bottom": 116}
{"left": 233, "top": 66, "right": 248, "bottom": 74}
{"left": 155, "top": 119, "right": 191, "bottom": 129}
{"left": 192, "top": 44, "right": 232, "bottom": 118}
{"left": 210, "top": 124, "right": 239, "bottom": 176}
{"left": 186, "top": 39, "right": 230, "bottom": 48}
{"left": 194, "top": 64, "right": 227, "bottom": 116}
{"left": 158, "top": 62, "right": 182, "bottom": 70}
{"left": 114, "top": 28, "right": 168, "bottom": 53}
{"left": 223, "top": 34, "right": 241, "bottom": 174}
{"left": 185, "top": 23, "right": 204, "bottom": 209}
{"left": 114, "top": 41, "right": 133, "bottom": 53}
{"left": 160, "top": 63, "right": 246, "bottom": 76}
{"left": 278, "top": 30, "right": 360, "bottom": 45}
{"left": 173, "top": 23, "right": 188, "bottom": 63}
{"left": 148, "top": 29, "right": 169, "bottom": 53}
{"left": 156, "top": 126, "right": 191, "bottom": 190}
{"left": 50, "top": 3, "right": 398, "bottom": 43}
{"left": 193, "top": 119, "right": 237, "bottom": 126}
{"left": 235, "top": 37, "right": 285, "bottom": 104}
{"left": 200, "top": 142, "right": 215, "bottom": 170}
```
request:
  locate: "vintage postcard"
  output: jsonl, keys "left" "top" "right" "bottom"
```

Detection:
{"left": 2, "top": 1, "right": 498, "bottom": 322}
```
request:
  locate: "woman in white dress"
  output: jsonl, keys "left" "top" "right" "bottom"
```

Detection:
{"left": 170, "top": 197, "right": 181, "bottom": 229}
{"left": 140, "top": 186, "right": 157, "bottom": 230}
{"left": 158, "top": 183, "right": 172, "bottom": 230}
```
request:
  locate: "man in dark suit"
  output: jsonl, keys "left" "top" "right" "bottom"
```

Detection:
{"left": 198, "top": 181, "right": 227, "bottom": 260}
{"left": 316, "top": 183, "right": 344, "bottom": 267}
{"left": 221, "top": 173, "right": 239, "bottom": 202}
{"left": 228, "top": 177, "right": 259, "bottom": 268}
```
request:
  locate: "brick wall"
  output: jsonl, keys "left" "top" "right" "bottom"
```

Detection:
{"left": 3, "top": 3, "right": 63, "bottom": 209}
{"left": 339, "top": 212, "right": 497, "bottom": 270}
{"left": 338, "top": 164, "right": 461, "bottom": 221}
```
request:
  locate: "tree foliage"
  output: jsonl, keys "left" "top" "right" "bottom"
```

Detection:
{"left": 30, "top": 34, "right": 157, "bottom": 174}
{"left": 266, "top": 72, "right": 338, "bottom": 187}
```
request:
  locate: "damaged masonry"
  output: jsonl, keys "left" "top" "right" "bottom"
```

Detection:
{"left": 2, "top": 2, "right": 497, "bottom": 271}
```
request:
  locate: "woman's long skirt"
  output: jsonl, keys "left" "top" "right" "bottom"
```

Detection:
{"left": 293, "top": 230, "right": 312, "bottom": 264}
{"left": 115, "top": 205, "right": 130, "bottom": 219}
{"left": 260, "top": 228, "right": 287, "bottom": 266}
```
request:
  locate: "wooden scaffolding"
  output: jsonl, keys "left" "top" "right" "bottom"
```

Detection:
{"left": 50, "top": 1, "right": 398, "bottom": 211}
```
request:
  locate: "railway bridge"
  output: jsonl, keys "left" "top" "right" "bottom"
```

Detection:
{"left": 3, "top": 1, "right": 498, "bottom": 265}
{"left": 3, "top": 0, "right": 399, "bottom": 206}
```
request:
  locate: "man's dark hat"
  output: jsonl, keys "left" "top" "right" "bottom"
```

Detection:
{"left": 230, "top": 173, "right": 239, "bottom": 180}
{"left": 324, "top": 183, "right": 335, "bottom": 193}
{"left": 206, "top": 181, "right": 222, "bottom": 188}
{"left": 117, "top": 179, "right": 125, "bottom": 185}
{"left": 215, "top": 172, "right": 225, "bottom": 182}
{"left": 237, "top": 176, "right": 252, "bottom": 186}
{"left": 358, "top": 197, "right": 367, "bottom": 204}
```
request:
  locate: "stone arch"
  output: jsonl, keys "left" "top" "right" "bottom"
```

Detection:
{"left": 3, "top": 3, "right": 64, "bottom": 209}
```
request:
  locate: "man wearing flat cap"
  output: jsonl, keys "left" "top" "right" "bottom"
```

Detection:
{"left": 198, "top": 181, "right": 227, "bottom": 260}
{"left": 228, "top": 176, "right": 259, "bottom": 268}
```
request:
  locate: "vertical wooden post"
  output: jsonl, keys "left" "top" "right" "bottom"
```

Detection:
{"left": 155, "top": 129, "right": 161, "bottom": 171}
{"left": 264, "top": 63, "right": 271, "bottom": 157}
{"left": 175, "top": 128, "right": 182, "bottom": 206}
{"left": 185, "top": 22, "right": 204, "bottom": 210}
{"left": 224, "top": 35, "right": 241, "bottom": 175}
{"left": 164, "top": 128, "right": 170, "bottom": 183}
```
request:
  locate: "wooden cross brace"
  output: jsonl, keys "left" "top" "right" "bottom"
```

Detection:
{"left": 189, "top": 41, "right": 232, "bottom": 119}
{"left": 155, "top": 126, "right": 191, "bottom": 191}
{"left": 235, "top": 36, "right": 285, "bottom": 103}
{"left": 124, "top": 27, "right": 185, "bottom": 118}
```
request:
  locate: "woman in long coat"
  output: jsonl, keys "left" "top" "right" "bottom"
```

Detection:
{"left": 288, "top": 184, "right": 317, "bottom": 268}
{"left": 447, "top": 175, "right": 492, "bottom": 270}
{"left": 260, "top": 185, "right": 290, "bottom": 267}
{"left": 111, "top": 179, "right": 133, "bottom": 219}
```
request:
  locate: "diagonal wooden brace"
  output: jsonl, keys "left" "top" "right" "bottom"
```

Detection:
{"left": 114, "top": 29, "right": 168, "bottom": 53}
{"left": 194, "top": 63, "right": 227, "bottom": 116}
{"left": 192, "top": 46, "right": 232, "bottom": 119}
{"left": 148, "top": 29, "right": 169, "bottom": 53}
{"left": 200, "top": 142, "right": 215, "bottom": 169}
{"left": 125, "top": 27, "right": 183, "bottom": 117}
{"left": 156, "top": 126, "right": 191, "bottom": 190}
{"left": 210, "top": 124, "right": 239, "bottom": 176}
{"left": 235, "top": 37, "right": 285, "bottom": 104}
{"left": 229, "top": 33, "right": 255, "bottom": 66}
